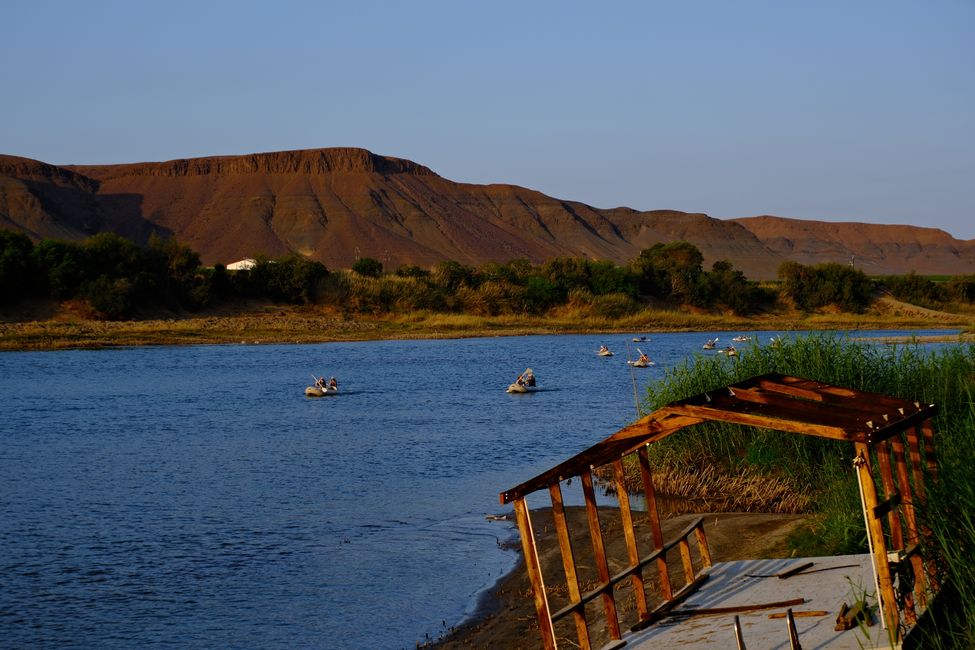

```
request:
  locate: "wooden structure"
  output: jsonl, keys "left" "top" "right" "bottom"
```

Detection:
{"left": 499, "top": 373, "right": 940, "bottom": 649}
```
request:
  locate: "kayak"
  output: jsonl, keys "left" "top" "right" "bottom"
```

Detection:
{"left": 507, "top": 383, "right": 538, "bottom": 393}
{"left": 305, "top": 385, "right": 339, "bottom": 397}
{"left": 627, "top": 359, "right": 654, "bottom": 368}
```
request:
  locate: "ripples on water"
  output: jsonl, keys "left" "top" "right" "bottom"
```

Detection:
{"left": 0, "top": 329, "right": 953, "bottom": 648}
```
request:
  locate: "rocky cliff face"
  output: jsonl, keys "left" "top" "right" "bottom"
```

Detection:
{"left": 2, "top": 148, "right": 972, "bottom": 280}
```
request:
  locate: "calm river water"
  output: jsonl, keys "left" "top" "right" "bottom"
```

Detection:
{"left": 0, "top": 328, "right": 954, "bottom": 648}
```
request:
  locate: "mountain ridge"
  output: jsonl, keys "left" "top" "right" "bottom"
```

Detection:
{"left": 2, "top": 148, "right": 972, "bottom": 279}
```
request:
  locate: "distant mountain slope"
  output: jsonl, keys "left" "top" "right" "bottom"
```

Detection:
{"left": 733, "top": 215, "right": 975, "bottom": 276}
{"left": 2, "top": 147, "right": 972, "bottom": 280}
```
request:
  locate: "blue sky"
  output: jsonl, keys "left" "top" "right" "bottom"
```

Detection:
{"left": 2, "top": 1, "right": 973, "bottom": 238}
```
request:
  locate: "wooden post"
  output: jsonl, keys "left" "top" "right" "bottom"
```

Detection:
{"left": 549, "top": 482, "right": 591, "bottom": 649}
{"left": 907, "top": 426, "right": 926, "bottom": 503}
{"left": 638, "top": 446, "right": 673, "bottom": 600}
{"left": 581, "top": 471, "right": 622, "bottom": 640}
{"left": 678, "top": 536, "right": 695, "bottom": 584}
{"left": 891, "top": 434, "right": 927, "bottom": 607}
{"left": 613, "top": 459, "right": 649, "bottom": 619}
{"left": 694, "top": 519, "right": 713, "bottom": 568}
{"left": 854, "top": 443, "right": 900, "bottom": 637}
{"left": 877, "top": 440, "right": 915, "bottom": 624}
{"left": 921, "top": 419, "right": 938, "bottom": 484}
{"left": 513, "top": 497, "right": 557, "bottom": 650}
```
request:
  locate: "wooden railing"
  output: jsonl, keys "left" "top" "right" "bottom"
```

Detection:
{"left": 510, "top": 446, "right": 713, "bottom": 650}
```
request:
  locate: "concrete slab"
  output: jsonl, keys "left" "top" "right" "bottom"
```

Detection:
{"left": 626, "top": 554, "right": 904, "bottom": 649}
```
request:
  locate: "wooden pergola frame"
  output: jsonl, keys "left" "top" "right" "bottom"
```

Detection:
{"left": 499, "top": 373, "right": 940, "bottom": 649}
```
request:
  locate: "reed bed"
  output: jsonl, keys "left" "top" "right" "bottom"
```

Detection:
{"left": 637, "top": 334, "right": 975, "bottom": 646}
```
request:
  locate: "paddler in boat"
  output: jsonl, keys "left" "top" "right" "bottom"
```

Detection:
{"left": 315, "top": 376, "right": 327, "bottom": 390}
{"left": 638, "top": 352, "right": 651, "bottom": 364}
{"left": 328, "top": 377, "right": 338, "bottom": 390}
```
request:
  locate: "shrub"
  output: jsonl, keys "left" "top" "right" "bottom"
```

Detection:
{"left": 352, "top": 257, "right": 383, "bottom": 278}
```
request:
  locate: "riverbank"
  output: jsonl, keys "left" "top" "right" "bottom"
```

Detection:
{"left": 430, "top": 508, "right": 807, "bottom": 649}
{"left": 0, "top": 300, "right": 971, "bottom": 351}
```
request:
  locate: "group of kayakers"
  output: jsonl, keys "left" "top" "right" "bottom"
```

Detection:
{"left": 314, "top": 376, "right": 338, "bottom": 390}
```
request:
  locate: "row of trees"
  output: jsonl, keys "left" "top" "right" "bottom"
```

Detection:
{"left": 4, "top": 227, "right": 972, "bottom": 320}
{"left": 0, "top": 230, "right": 329, "bottom": 318}
{"left": 880, "top": 272, "right": 975, "bottom": 309}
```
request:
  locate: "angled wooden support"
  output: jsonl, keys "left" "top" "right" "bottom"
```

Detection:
{"left": 638, "top": 446, "right": 673, "bottom": 600}
{"left": 581, "top": 471, "right": 622, "bottom": 641}
{"left": 513, "top": 497, "right": 556, "bottom": 650}
{"left": 549, "top": 481, "right": 590, "bottom": 649}
{"left": 876, "top": 440, "right": 915, "bottom": 625}
{"left": 613, "top": 459, "right": 649, "bottom": 620}
{"left": 890, "top": 435, "right": 928, "bottom": 607}
{"left": 854, "top": 443, "right": 900, "bottom": 638}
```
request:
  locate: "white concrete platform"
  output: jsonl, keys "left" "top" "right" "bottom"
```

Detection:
{"left": 626, "top": 554, "right": 903, "bottom": 649}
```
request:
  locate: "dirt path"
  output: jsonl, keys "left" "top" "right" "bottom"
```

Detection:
{"left": 432, "top": 509, "right": 806, "bottom": 649}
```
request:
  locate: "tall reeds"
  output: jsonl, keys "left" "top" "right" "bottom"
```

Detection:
{"left": 641, "top": 334, "right": 975, "bottom": 645}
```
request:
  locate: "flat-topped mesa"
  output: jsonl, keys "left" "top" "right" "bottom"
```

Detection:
{"left": 0, "top": 154, "right": 100, "bottom": 193}
{"left": 71, "top": 147, "right": 439, "bottom": 179}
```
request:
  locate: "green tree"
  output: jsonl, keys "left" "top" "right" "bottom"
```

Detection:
{"left": 0, "top": 229, "right": 35, "bottom": 304}
{"left": 352, "top": 257, "right": 383, "bottom": 278}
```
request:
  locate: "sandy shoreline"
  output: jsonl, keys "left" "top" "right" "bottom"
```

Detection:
{"left": 430, "top": 507, "right": 807, "bottom": 649}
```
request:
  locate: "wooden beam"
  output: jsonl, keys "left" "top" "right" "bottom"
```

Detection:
{"left": 891, "top": 435, "right": 928, "bottom": 607}
{"left": 581, "top": 471, "right": 621, "bottom": 640}
{"left": 638, "top": 447, "right": 673, "bottom": 601}
{"left": 854, "top": 443, "right": 900, "bottom": 638}
{"left": 613, "top": 459, "right": 649, "bottom": 620}
{"left": 549, "top": 482, "right": 590, "bottom": 649}
{"left": 513, "top": 498, "right": 557, "bottom": 650}
{"left": 659, "top": 403, "right": 851, "bottom": 440}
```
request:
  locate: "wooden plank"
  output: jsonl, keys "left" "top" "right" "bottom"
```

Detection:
{"left": 613, "top": 459, "right": 648, "bottom": 620}
{"left": 719, "top": 387, "right": 873, "bottom": 430}
{"left": 513, "top": 497, "right": 557, "bottom": 650}
{"left": 500, "top": 438, "right": 635, "bottom": 504}
{"left": 907, "top": 425, "right": 927, "bottom": 503}
{"left": 670, "top": 596, "right": 805, "bottom": 617}
{"left": 581, "top": 471, "right": 621, "bottom": 640}
{"left": 549, "top": 481, "right": 591, "bottom": 649}
{"left": 854, "top": 443, "right": 901, "bottom": 638}
{"left": 638, "top": 446, "right": 673, "bottom": 600}
{"left": 865, "top": 404, "right": 939, "bottom": 445}
{"left": 919, "top": 419, "right": 941, "bottom": 592}
{"left": 694, "top": 519, "right": 713, "bottom": 568}
{"left": 921, "top": 419, "right": 939, "bottom": 483}
{"left": 730, "top": 383, "right": 885, "bottom": 418}
{"left": 678, "top": 537, "right": 695, "bottom": 584}
{"left": 873, "top": 491, "right": 902, "bottom": 520}
{"left": 659, "top": 403, "right": 851, "bottom": 440}
{"left": 891, "top": 435, "right": 928, "bottom": 607}
{"left": 875, "top": 441, "right": 905, "bottom": 552}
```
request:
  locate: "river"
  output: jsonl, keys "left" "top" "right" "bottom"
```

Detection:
{"left": 0, "top": 328, "right": 955, "bottom": 648}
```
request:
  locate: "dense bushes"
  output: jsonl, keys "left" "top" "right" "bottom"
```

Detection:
{"left": 882, "top": 272, "right": 975, "bottom": 309}
{"left": 778, "top": 261, "right": 874, "bottom": 312}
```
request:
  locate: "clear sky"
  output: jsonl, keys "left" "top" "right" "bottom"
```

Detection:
{"left": 2, "top": 1, "right": 973, "bottom": 238}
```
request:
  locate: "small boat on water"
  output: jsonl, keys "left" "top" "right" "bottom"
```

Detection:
{"left": 507, "top": 368, "right": 538, "bottom": 393}
{"left": 627, "top": 349, "right": 654, "bottom": 367}
{"left": 305, "top": 385, "right": 339, "bottom": 397}
{"left": 632, "top": 336, "right": 647, "bottom": 342}
{"left": 702, "top": 338, "right": 718, "bottom": 350}
{"left": 597, "top": 345, "right": 614, "bottom": 357}
{"left": 718, "top": 346, "right": 738, "bottom": 357}
{"left": 732, "top": 335, "right": 750, "bottom": 343}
